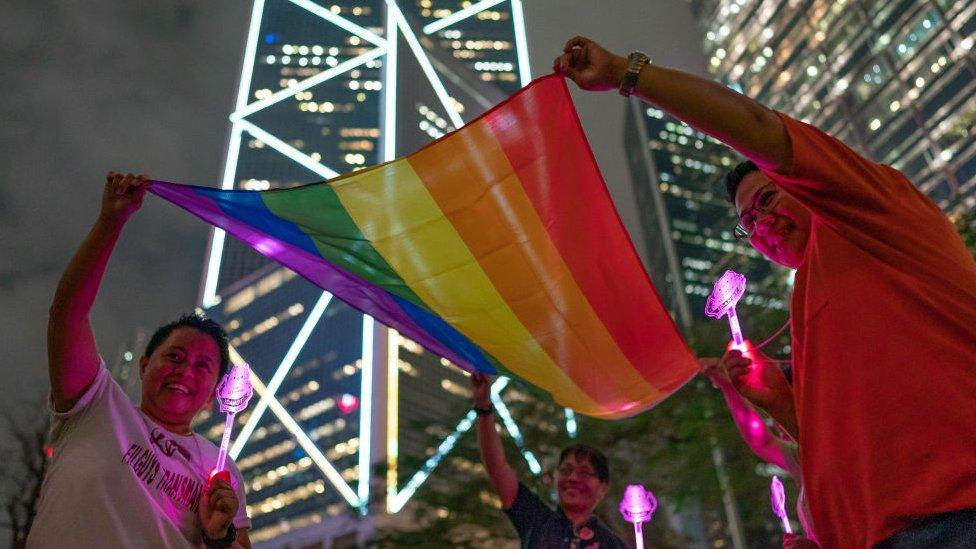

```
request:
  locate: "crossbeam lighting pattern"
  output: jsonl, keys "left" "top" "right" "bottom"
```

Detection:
{"left": 387, "top": 409, "right": 477, "bottom": 513}
{"left": 226, "top": 346, "right": 361, "bottom": 507}
{"left": 209, "top": 0, "right": 536, "bottom": 519}
{"left": 288, "top": 0, "right": 387, "bottom": 47}
{"left": 251, "top": 373, "right": 362, "bottom": 507}
{"left": 230, "top": 118, "right": 341, "bottom": 180}
{"left": 490, "top": 378, "right": 542, "bottom": 474}
{"left": 230, "top": 291, "right": 333, "bottom": 458}
{"left": 386, "top": 0, "right": 465, "bottom": 128}
{"left": 421, "top": 0, "right": 507, "bottom": 35}
{"left": 234, "top": 48, "right": 386, "bottom": 119}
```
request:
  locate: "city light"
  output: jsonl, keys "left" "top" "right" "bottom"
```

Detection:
{"left": 208, "top": 0, "right": 539, "bottom": 534}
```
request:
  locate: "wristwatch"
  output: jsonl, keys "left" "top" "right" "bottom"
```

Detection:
{"left": 619, "top": 51, "right": 650, "bottom": 97}
{"left": 201, "top": 523, "right": 237, "bottom": 548}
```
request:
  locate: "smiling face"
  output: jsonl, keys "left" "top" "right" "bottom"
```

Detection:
{"left": 139, "top": 327, "right": 222, "bottom": 432}
{"left": 734, "top": 171, "right": 812, "bottom": 269}
{"left": 555, "top": 452, "right": 609, "bottom": 515}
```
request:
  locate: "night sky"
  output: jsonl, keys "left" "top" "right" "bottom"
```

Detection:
{"left": 0, "top": 0, "right": 707, "bottom": 417}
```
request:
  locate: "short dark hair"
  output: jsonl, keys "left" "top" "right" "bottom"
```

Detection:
{"left": 724, "top": 160, "right": 760, "bottom": 205}
{"left": 558, "top": 444, "right": 610, "bottom": 484}
{"left": 144, "top": 313, "right": 230, "bottom": 379}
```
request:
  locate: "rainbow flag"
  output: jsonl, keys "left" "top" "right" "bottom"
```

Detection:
{"left": 149, "top": 75, "right": 696, "bottom": 418}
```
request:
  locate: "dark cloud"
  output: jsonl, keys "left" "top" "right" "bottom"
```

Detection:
{"left": 0, "top": 0, "right": 249, "bottom": 409}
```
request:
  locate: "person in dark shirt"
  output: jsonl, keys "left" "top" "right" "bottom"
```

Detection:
{"left": 471, "top": 373, "right": 627, "bottom": 549}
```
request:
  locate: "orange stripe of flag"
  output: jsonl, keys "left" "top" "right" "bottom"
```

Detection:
{"left": 484, "top": 77, "right": 697, "bottom": 394}
{"left": 331, "top": 160, "right": 605, "bottom": 414}
{"left": 410, "top": 118, "right": 662, "bottom": 415}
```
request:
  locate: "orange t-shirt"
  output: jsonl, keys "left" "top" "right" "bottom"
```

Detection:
{"left": 762, "top": 113, "right": 976, "bottom": 548}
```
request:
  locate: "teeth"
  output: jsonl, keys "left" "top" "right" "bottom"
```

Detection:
{"left": 165, "top": 383, "right": 190, "bottom": 395}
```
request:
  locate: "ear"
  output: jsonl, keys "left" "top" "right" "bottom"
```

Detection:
{"left": 595, "top": 481, "right": 609, "bottom": 501}
{"left": 139, "top": 356, "right": 149, "bottom": 377}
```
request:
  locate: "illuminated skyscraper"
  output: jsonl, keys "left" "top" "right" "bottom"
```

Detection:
{"left": 191, "top": 1, "right": 554, "bottom": 546}
{"left": 693, "top": 0, "right": 976, "bottom": 220}
{"left": 624, "top": 102, "right": 788, "bottom": 330}
{"left": 626, "top": 1, "right": 976, "bottom": 545}
{"left": 630, "top": 0, "right": 976, "bottom": 325}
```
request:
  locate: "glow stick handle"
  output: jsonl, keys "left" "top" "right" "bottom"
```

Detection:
{"left": 633, "top": 522, "right": 645, "bottom": 549}
{"left": 771, "top": 476, "right": 792, "bottom": 534}
{"left": 215, "top": 412, "right": 236, "bottom": 473}
{"left": 727, "top": 307, "right": 744, "bottom": 347}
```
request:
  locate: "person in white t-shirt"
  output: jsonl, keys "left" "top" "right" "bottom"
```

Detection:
{"left": 29, "top": 172, "right": 251, "bottom": 548}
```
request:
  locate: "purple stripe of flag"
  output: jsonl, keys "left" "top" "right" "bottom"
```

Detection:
{"left": 148, "top": 181, "right": 482, "bottom": 370}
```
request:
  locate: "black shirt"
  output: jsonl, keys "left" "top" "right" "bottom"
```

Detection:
{"left": 504, "top": 483, "right": 629, "bottom": 549}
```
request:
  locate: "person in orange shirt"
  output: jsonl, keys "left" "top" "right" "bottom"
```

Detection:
{"left": 554, "top": 37, "right": 976, "bottom": 547}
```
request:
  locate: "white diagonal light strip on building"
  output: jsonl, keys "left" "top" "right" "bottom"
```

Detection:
{"left": 421, "top": 0, "right": 507, "bottom": 35}
{"left": 386, "top": 0, "right": 465, "bottom": 128}
{"left": 564, "top": 408, "right": 578, "bottom": 438}
{"left": 490, "top": 377, "right": 541, "bottom": 474}
{"left": 387, "top": 409, "right": 477, "bottom": 513}
{"left": 231, "top": 118, "right": 341, "bottom": 179}
{"left": 201, "top": 0, "right": 268, "bottom": 308}
{"left": 510, "top": 0, "right": 532, "bottom": 86}
{"left": 357, "top": 315, "right": 375, "bottom": 513}
{"left": 288, "top": 0, "right": 387, "bottom": 48}
{"left": 230, "top": 291, "right": 333, "bottom": 458}
{"left": 387, "top": 377, "right": 508, "bottom": 512}
{"left": 233, "top": 47, "right": 386, "bottom": 120}
{"left": 249, "top": 372, "right": 363, "bottom": 507}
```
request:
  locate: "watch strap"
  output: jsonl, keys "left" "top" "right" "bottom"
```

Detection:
{"left": 619, "top": 51, "right": 650, "bottom": 97}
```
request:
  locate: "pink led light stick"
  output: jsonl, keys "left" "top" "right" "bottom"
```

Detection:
{"left": 213, "top": 362, "right": 254, "bottom": 474}
{"left": 619, "top": 484, "right": 657, "bottom": 549}
{"left": 705, "top": 270, "right": 748, "bottom": 349}
{"left": 770, "top": 476, "right": 793, "bottom": 534}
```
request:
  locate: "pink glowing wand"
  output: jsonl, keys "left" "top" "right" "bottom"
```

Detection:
{"left": 771, "top": 476, "right": 793, "bottom": 534}
{"left": 705, "top": 270, "right": 748, "bottom": 349}
{"left": 213, "top": 362, "right": 254, "bottom": 474}
{"left": 619, "top": 484, "right": 657, "bottom": 549}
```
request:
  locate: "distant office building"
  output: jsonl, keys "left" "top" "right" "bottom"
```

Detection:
{"left": 693, "top": 0, "right": 976, "bottom": 219}
{"left": 624, "top": 102, "right": 789, "bottom": 330}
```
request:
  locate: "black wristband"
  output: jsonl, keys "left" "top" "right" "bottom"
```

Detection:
{"left": 474, "top": 405, "right": 493, "bottom": 416}
{"left": 201, "top": 523, "right": 236, "bottom": 548}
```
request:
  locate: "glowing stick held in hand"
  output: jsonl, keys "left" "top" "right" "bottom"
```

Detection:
{"left": 213, "top": 362, "right": 254, "bottom": 474}
{"left": 705, "top": 270, "right": 748, "bottom": 349}
{"left": 770, "top": 476, "right": 793, "bottom": 534}
{"left": 619, "top": 484, "right": 657, "bottom": 549}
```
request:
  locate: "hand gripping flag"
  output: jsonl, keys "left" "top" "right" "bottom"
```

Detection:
{"left": 149, "top": 75, "right": 697, "bottom": 418}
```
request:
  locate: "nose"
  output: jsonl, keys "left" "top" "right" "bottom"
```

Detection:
{"left": 752, "top": 212, "right": 775, "bottom": 236}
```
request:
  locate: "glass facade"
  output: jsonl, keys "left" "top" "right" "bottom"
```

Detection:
{"left": 193, "top": 0, "right": 540, "bottom": 545}
{"left": 693, "top": 0, "right": 976, "bottom": 221}
{"left": 624, "top": 101, "right": 789, "bottom": 331}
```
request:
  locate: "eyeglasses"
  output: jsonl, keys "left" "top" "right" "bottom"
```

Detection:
{"left": 733, "top": 184, "right": 777, "bottom": 240}
{"left": 556, "top": 465, "right": 598, "bottom": 480}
